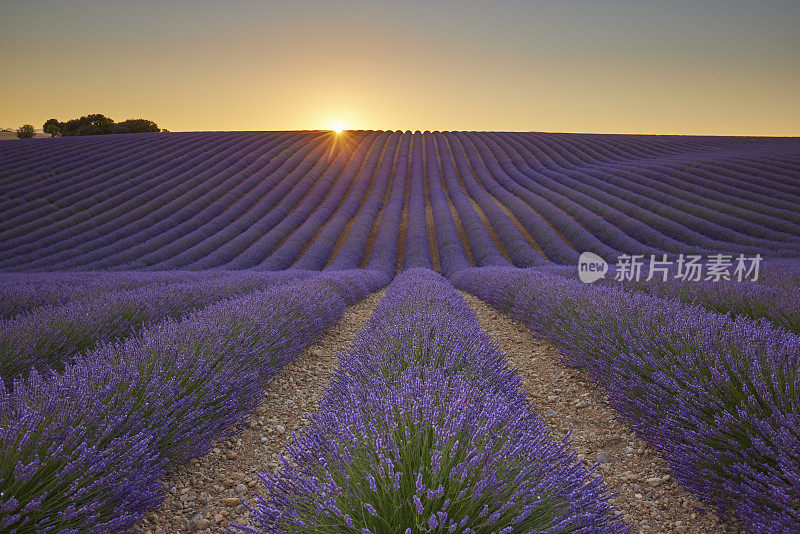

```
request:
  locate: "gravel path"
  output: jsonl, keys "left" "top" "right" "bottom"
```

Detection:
{"left": 136, "top": 290, "right": 385, "bottom": 534}
{"left": 462, "top": 292, "right": 746, "bottom": 534}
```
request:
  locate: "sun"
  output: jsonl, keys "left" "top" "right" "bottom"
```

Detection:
{"left": 329, "top": 121, "right": 348, "bottom": 134}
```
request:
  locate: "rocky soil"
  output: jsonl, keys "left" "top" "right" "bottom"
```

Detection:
{"left": 136, "top": 290, "right": 385, "bottom": 534}
{"left": 462, "top": 292, "right": 746, "bottom": 534}
{"left": 136, "top": 287, "right": 749, "bottom": 534}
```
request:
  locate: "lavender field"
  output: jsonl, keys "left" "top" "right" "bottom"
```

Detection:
{"left": 1, "top": 131, "right": 799, "bottom": 533}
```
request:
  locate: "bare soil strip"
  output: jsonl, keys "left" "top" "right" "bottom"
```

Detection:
{"left": 461, "top": 292, "right": 746, "bottom": 534}
{"left": 136, "top": 290, "right": 385, "bottom": 534}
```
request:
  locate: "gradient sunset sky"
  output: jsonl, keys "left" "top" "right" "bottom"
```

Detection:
{"left": 1, "top": 0, "right": 798, "bottom": 135}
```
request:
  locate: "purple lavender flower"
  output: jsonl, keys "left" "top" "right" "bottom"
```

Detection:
{"left": 454, "top": 265, "right": 800, "bottom": 531}
{"left": 1, "top": 270, "right": 386, "bottom": 532}
{"left": 239, "top": 269, "right": 624, "bottom": 533}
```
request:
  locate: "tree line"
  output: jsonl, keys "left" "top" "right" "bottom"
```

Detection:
{"left": 15, "top": 114, "right": 162, "bottom": 138}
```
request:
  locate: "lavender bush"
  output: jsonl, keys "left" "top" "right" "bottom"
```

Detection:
{"left": 454, "top": 267, "right": 800, "bottom": 532}
{"left": 0, "top": 270, "right": 386, "bottom": 532}
{"left": 0, "top": 270, "right": 316, "bottom": 385}
{"left": 618, "top": 277, "right": 800, "bottom": 334}
{"left": 0, "top": 270, "right": 215, "bottom": 319}
{"left": 240, "top": 269, "right": 624, "bottom": 533}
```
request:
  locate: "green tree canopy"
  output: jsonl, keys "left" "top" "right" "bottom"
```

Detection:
{"left": 41, "top": 114, "right": 161, "bottom": 137}
{"left": 43, "top": 118, "right": 61, "bottom": 137}
{"left": 16, "top": 124, "right": 35, "bottom": 139}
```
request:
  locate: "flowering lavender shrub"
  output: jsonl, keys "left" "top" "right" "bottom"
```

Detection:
{"left": 0, "top": 271, "right": 192, "bottom": 319}
{"left": 760, "top": 259, "right": 800, "bottom": 288}
{"left": 619, "top": 277, "right": 800, "bottom": 334}
{"left": 402, "top": 134, "right": 434, "bottom": 271}
{"left": 0, "top": 269, "right": 386, "bottom": 532}
{"left": 454, "top": 267, "right": 800, "bottom": 532}
{"left": 240, "top": 269, "right": 624, "bottom": 533}
{"left": 0, "top": 270, "right": 315, "bottom": 386}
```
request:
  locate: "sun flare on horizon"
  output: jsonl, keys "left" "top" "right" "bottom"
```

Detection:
{"left": 329, "top": 121, "right": 349, "bottom": 134}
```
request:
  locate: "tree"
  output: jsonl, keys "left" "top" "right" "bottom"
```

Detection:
{"left": 43, "top": 118, "right": 62, "bottom": 137}
{"left": 36, "top": 114, "right": 161, "bottom": 137}
{"left": 16, "top": 124, "right": 35, "bottom": 139}
{"left": 112, "top": 119, "right": 160, "bottom": 134}
{"left": 61, "top": 114, "right": 115, "bottom": 136}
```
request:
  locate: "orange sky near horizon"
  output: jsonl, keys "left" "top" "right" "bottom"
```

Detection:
{"left": 1, "top": 1, "right": 799, "bottom": 136}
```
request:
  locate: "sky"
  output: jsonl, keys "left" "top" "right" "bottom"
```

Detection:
{"left": 1, "top": 0, "right": 798, "bottom": 135}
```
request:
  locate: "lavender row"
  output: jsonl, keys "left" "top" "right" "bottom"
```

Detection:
{"left": 440, "top": 132, "right": 547, "bottom": 267}
{"left": 0, "top": 270, "right": 232, "bottom": 320}
{"left": 0, "top": 132, "right": 256, "bottom": 258}
{"left": 617, "top": 278, "right": 800, "bottom": 335}
{"left": 0, "top": 269, "right": 388, "bottom": 533}
{"left": 225, "top": 133, "right": 377, "bottom": 269}
{"left": 423, "top": 133, "right": 473, "bottom": 276}
{"left": 402, "top": 133, "right": 435, "bottom": 270}
{"left": 159, "top": 134, "right": 333, "bottom": 270}
{"left": 498, "top": 132, "right": 800, "bottom": 253}
{"left": 0, "top": 270, "right": 318, "bottom": 386}
{"left": 454, "top": 267, "right": 799, "bottom": 532}
{"left": 240, "top": 269, "right": 624, "bottom": 533}
{"left": 552, "top": 258, "right": 800, "bottom": 335}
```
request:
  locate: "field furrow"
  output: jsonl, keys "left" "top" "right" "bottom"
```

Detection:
{"left": 135, "top": 289, "right": 385, "bottom": 533}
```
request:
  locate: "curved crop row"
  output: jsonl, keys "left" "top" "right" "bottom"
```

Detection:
{"left": 454, "top": 267, "right": 800, "bottom": 532}
{"left": 0, "top": 270, "right": 226, "bottom": 319}
{"left": 0, "top": 269, "right": 388, "bottom": 532}
{"left": 0, "top": 270, "right": 318, "bottom": 385}
{"left": 500, "top": 133, "right": 800, "bottom": 253}
{"left": 1, "top": 131, "right": 798, "bottom": 271}
{"left": 242, "top": 269, "right": 624, "bottom": 533}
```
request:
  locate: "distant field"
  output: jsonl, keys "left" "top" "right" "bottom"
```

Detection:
{"left": 0, "top": 130, "right": 50, "bottom": 140}
{"left": 1, "top": 130, "right": 799, "bottom": 271}
{"left": 1, "top": 130, "right": 799, "bottom": 533}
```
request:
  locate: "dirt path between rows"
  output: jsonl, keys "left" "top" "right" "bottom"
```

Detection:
{"left": 136, "top": 290, "right": 385, "bottom": 534}
{"left": 461, "top": 292, "right": 746, "bottom": 534}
